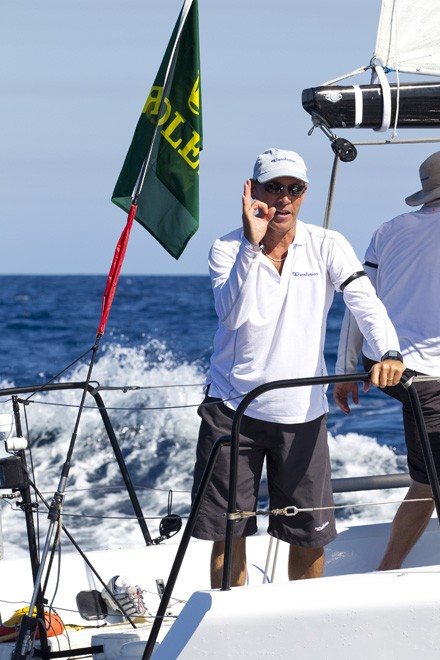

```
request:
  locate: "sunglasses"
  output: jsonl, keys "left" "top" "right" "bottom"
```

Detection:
{"left": 263, "top": 181, "right": 307, "bottom": 197}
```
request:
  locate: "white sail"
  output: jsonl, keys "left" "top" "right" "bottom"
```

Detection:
{"left": 374, "top": 0, "right": 440, "bottom": 76}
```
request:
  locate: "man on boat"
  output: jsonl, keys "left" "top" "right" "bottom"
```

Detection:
{"left": 334, "top": 151, "right": 440, "bottom": 570}
{"left": 191, "top": 147, "right": 405, "bottom": 586}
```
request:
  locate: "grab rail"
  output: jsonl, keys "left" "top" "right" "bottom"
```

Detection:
{"left": 7, "top": 376, "right": 429, "bottom": 659}
{"left": 0, "top": 381, "right": 152, "bottom": 545}
{"left": 143, "top": 370, "right": 438, "bottom": 658}
{"left": 222, "top": 371, "right": 440, "bottom": 590}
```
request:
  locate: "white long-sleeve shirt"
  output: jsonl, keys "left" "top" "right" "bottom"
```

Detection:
{"left": 207, "top": 221, "right": 400, "bottom": 424}
{"left": 336, "top": 205, "right": 440, "bottom": 376}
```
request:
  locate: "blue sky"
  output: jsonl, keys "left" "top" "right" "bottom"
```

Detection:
{"left": 2, "top": 0, "right": 440, "bottom": 275}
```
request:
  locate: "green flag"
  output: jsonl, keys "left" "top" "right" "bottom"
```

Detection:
{"left": 111, "top": 0, "right": 202, "bottom": 259}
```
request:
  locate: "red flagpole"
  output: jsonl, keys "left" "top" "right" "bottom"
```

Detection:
{"left": 97, "top": 2, "right": 196, "bottom": 338}
{"left": 97, "top": 203, "right": 137, "bottom": 337}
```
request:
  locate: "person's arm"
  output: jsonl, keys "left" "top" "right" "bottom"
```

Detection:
{"left": 333, "top": 308, "right": 363, "bottom": 414}
{"left": 209, "top": 236, "right": 260, "bottom": 329}
{"left": 335, "top": 307, "right": 363, "bottom": 375}
{"left": 333, "top": 309, "right": 363, "bottom": 415}
{"left": 209, "top": 179, "right": 276, "bottom": 329}
{"left": 342, "top": 278, "right": 404, "bottom": 386}
{"left": 328, "top": 232, "right": 405, "bottom": 396}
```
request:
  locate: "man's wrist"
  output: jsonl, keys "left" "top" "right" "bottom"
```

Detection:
{"left": 242, "top": 236, "right": 261, "bottom": 253}
{"left": 381, "top": 350, "right": 403, "bottom": 362}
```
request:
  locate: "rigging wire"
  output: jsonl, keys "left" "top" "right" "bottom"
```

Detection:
{"left": 18, "top": 346, "right": 96, "bottom": 404}
{"left": 0, "top": 376, "right": 436, "bottom": 412}
{"left": 321, "top": 65, "right": 371, "bottom": 86}
{"left": 7, "top": 393, "right": 245, "bottom": 412}
{"left": 4, "top": 484, "right": 431, "bottom": 522}
{"left": 391, "top": 1, "right": 401, "bottom": 138}
{"left": 225, "top": 496, "right": 434, "bottom": 521}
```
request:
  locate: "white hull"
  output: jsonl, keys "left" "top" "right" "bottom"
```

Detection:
{"left": 158, "top": 569, "right": 440, "bottom": 659}
{"left": 1, "top": 518, "right": 440, "bottom": 658}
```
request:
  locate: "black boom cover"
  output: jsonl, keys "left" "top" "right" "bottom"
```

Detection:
{"left": 302, "top": 81, "right": 440, "bottom": 129}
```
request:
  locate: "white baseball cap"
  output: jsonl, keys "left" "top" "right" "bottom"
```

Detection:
{"left": 406, "top": 151, "right": 440, "bottom": 206}
{"left": 253, "top": 147, "right": 309, "bottom": 184}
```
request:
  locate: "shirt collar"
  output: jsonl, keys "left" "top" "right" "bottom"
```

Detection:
{"left": 292, "top": 219, "right": 307, "bottom": 245}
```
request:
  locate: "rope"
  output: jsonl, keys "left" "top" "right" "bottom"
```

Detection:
{"left": 5, "top": 488, "right": 431, "bottom": 523}
{"left": 350, "top": 137, "right": 440, "bottom": 146}
{"left": 6, "top": 391, "right": 243, "bottom": 412}
{"left": 90, "top": 383, "right": 204, "bottom": 393}
{"left": 55, "top": 512, "right": 189, "bottom": 521}
{"left": 225, "top": 497, "right": 434, "bottom": 521}
{"left": 1, "top": 375, "right": 438, "bottom": 414}
{"left": 321, "top": 65, "right": 370, "bottom": 86}
{"left": 12, "top": 399, "right": 205, "bottom": 412}
{"left": 390, "top": 0, "right": 400, "bottom": 138}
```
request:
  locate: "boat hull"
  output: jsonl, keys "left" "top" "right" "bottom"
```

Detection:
{"left": 156, "top": 569, "right": 440, "bottom": 659}
{"left": 2, "top": 520, "right": 440, "bottom": 658}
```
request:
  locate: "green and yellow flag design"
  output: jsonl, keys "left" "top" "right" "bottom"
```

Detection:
{"left": 111, "top": 0, "right": 202, "bottom": 259}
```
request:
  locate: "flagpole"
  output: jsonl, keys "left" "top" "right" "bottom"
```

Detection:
{"left": 132, "top": 0, "right": 194, "bottom": 203}
{"left": 97, "top": 202, "right": 137, "bottom": 336}
{"left": 98, "top": 0, "right": 195, "bottom": 336}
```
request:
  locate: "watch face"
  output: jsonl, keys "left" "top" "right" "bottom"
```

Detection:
{"left": 383, "top": 350, "right": 402, "bottom": 361}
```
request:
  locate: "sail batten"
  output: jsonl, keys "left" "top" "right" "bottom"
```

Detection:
{"left": 374, "top": 0, "right": 440, "bottom": 77}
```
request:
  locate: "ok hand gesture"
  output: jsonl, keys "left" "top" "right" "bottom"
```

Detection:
{"left": 241, "top": 179, "right": 275, "bottom": 246}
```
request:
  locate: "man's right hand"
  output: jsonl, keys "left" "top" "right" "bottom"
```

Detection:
{"left": 241, "top": 179, "right": 275, "bottom": 246}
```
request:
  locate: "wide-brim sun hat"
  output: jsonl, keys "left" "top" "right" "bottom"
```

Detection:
{"left": 405, "top": 151, "right": 440, "bottom": 206}
{"left": 253, "top": 147, "right": 309, "bottom": 184}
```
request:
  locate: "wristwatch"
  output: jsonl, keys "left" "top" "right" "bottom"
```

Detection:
{"left": 381, "top": 350, "right": 403, "bottom": 362}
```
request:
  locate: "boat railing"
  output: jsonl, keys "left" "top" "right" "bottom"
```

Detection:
{"left": 0, "top": 381, "right": 154, "bottom": 547}
{"left": 0, "top": 375, "right": 434, "bottom": 660}
{"left": 0, "top": 380, "right": 166, "bottom": 660}
{"left": 142, "top": 370, "right": 439, "bottom": 658}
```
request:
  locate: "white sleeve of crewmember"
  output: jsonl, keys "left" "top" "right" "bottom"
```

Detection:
{"left": 339, "top": 273, "right": 400, "bottom": 367}
{"left": 209, "top": 236, "right": 260, "bottom": 330}
{"left": 335, "top": 308, "right": 363, "bottom": 374}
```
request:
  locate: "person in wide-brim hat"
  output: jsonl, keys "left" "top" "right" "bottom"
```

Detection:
{"left": 335, "top": 148, "right": 440, "bottom": 573}
{"left": 405, "top": 151, "right": 440, "bottom": 206}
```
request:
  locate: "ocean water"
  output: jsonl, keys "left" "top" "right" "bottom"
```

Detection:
{"left": 0, "top": 275, "right": 408, "bottom": 559}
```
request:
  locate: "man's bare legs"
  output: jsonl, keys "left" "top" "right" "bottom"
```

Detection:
{"left": 211, "top": 538, "right": 324, "bottom": 587}
{"left": 288, "top": 545, "right": 324, "bottom": 580}
{"left": 211, "top": 538, "right": 247, "bottom": 588}
{"left": 378, "top": 480, "right": 434, "bottom": 571}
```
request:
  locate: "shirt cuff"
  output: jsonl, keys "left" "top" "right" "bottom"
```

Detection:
{"left": 242, "top": 236, "right": 261, "bottom": 253}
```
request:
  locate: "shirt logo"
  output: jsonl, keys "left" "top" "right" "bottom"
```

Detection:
{"left": 292, "top": 271, "right": 318, "bottom": 277}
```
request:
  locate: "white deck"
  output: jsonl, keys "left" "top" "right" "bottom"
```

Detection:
{"left": 1, "top": 519, "right": 440, "bottom": 658}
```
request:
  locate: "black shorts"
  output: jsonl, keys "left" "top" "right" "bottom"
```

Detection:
{"left": 363, "top": 356, "right": 440, "bottom": 485}
{"left": 191, "top": 396, "right": 337, "bottom": 547}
